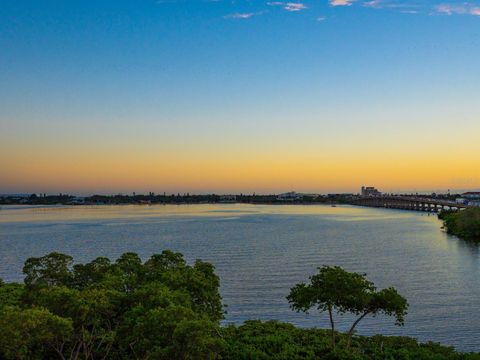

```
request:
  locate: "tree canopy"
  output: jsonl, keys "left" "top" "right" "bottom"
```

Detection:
{"left": 287, "top": 266, "right": 408, "bottom": 348}
{"left": 0, "top": 250, "right": 224, "bottom": 359}
{"left": 439, "top": 208, "right": 480, "bottom": 242}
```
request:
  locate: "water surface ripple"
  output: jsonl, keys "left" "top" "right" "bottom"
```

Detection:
{"left": 0, "top": 204, "right": 479, "bottom": 351}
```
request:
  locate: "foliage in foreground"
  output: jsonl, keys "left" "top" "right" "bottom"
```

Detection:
{"left": 223, "top": 320, "right": 480, "bottom": 360}
{"left": 0, "top": 251, "right": 224, "bottom": 359}
{"left": 439, "top": 208, "right": 480, "bottom": 241}
{"left": 0, "top": 252, "right": 479, "bottom": 359}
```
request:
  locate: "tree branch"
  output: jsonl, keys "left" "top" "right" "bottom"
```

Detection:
{"left": 328, "top": 305, "right": 336, "bottom": 349}
{"left": 347, "top": 311, "right": 371, "bottom": 349}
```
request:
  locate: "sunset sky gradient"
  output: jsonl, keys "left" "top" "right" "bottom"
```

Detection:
{"left": 1, "top": 0, "right": 480, "bottom": 194}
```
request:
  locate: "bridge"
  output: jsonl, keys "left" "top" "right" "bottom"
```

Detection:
{"left": 352, "top": 196, "right": 470, "bottom": 212}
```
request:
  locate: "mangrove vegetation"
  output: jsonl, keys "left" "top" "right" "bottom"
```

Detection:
{"left": 439, "top": 208, "right": 480, "bottom": 242}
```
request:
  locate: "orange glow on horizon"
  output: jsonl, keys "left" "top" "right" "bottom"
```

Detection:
{"left": 2, "top": 138, "right": 479, "bottom": 194}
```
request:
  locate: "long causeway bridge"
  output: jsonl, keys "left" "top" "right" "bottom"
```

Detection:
{"left": 352, "top": 196, "right": 470, "bottom": 212}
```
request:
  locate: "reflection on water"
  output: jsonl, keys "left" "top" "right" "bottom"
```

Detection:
{"left": 0, "top": 204, "right": 479, "bottom": 351}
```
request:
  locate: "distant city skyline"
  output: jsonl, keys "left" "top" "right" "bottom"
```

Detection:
{"left": 1, "top": 0, "right": 480, "bottom": 194}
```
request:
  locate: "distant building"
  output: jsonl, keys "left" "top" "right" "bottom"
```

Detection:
{"left": 361, "top": 186, "right": 382, "bottom": 197}
{"left": 277, "top": 192, "right": 302, "bottom": 201}
{"left": 456, "top": 196, "right": 480, "bottom": 206}
{"left": 462, "top": 192, "right": 480, "bottom": 199}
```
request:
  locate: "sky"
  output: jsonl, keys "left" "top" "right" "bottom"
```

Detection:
{"left": 1, "top": 0, "right": 480, "bottom": 195}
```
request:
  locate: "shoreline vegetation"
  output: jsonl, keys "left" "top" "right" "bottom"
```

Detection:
{"left": 0, "top": 192, "right": 460, "bottom": 206}
{"left": 439, "top": 208, "right": 480, "bottom": 242}
{"left": 1, "top": 193, "right": 345, "bottom": 206}
{"left": 0, "top": 251, "right": 479, "bottom": 359}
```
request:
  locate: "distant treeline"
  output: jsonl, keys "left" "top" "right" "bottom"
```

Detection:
{"left": 1, "top": 251, "right": 479, "bottom": 359}
{"left": 0, "top": 194, "right": 75, "bottom": 205}
{"left": 439, "top": 208, "right": 480, "bottom": 242}
{"left": 0, "top": 193, "right": 337, "bottom": 205}
{"left": 0, "top": 192, "right": 462, "bottom": 206}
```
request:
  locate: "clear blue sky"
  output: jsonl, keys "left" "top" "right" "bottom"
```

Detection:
{"left": 1, "top": 0, "right": 480, "bottom": 194}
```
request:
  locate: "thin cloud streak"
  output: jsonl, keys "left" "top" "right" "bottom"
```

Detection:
{"left": 224, "top": 12, "right": 258, "bottom": 19}
{"left": 284, "top": 3, "right": 307, "bottom": 11}
{"left": 268, "top": 2, "right": 307, "bottom": 11}
{"left": 436, "top": 3, "right": 480, "bottom": 16}
{"left": 330, "top": 0, "right": 356, "bottom": 6}
{"left": 166, "top": 0, "right": 480, "bottom": 19}
{"left": 363, "top": 0, "right": 420, "bottom": 11}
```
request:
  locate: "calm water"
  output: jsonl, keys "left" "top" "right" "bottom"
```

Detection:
{"left": 0, "top": 204, "right": 479, "bottom": 351}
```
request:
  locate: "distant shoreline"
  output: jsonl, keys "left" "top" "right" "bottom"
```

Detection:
{"left": 1, "top": 192, "right": 463, "bottom": 208}
{"left": 1, "top": 201, "right": 341, "bottom": 207}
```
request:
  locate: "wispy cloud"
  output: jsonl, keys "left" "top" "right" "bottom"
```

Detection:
{"left": 268, "top": 2, "right": 307, "bottom": 11}
{"left": 363, "top": 0, "right": 384, "bottom": 8}
{"left": 330, "top": 0, "right": 356, "bottom": 6}
{"left": 363, "top": 0, "right": 419, "bottom": 11}
{"left": 436, "top": 3, "right": 480, "bottom": 16}
{"left": 225, "top": 0, "right": 480, "bottom": 20}
{"left": 284, "top": 2, "right": 307, "bottom": 11}
{"left": 436, "top": 4, "right": 465, "bottom": 15}
{"left": 224, "top": 12, "right": 257, "bottom": 19}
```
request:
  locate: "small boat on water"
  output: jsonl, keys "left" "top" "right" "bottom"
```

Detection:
{"left": 331, "top": 204, "right": 337, "bottom": 207}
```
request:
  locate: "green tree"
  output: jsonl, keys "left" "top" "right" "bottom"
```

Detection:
{"left": 7, "top": 250, "right": 225, "bottom": 359}
{"left": 115, "top": 252, "right": 145, "bottom": 293}
{"left": 440, "top": 208, "right": 480, "bottom": 241}
{"left": 0, "top": 281, "right": 24, "bottom": 309}
{"left": 119, "top": 303, "right": 224, "bottom": 359}
{"left": 0, "top": 306, "right": 73, "bottom": 359}
{"left": 71, "top": 256, "right": 112, "bottom": 289}
{"left": 287, "top": 266, "right": 408, "bottom": 349}
{"left": 345, "top": 287, "right": 407, "bottom": 348}
{"left": 144, "top": 251, "right": 224, "bottom": 321}
{"left": 144, "top": 250, "right": 186, "bottom": 273}
{"left": 35, "top": 286, "right": 122, "bottom": 359}
{"left": 23, "top": 252, "right": 73, "bottom": 288}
